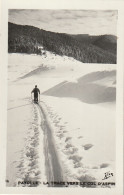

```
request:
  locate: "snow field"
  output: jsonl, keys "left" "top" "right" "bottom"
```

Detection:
{"left": 7, "top": 98, "right": 33, "bottom": 186}
{"left": 7, "top": 52, "right": 116, "bottom": 187}
{"left": 8, "top": 52, "right": 116, "bottom": 83}
{"left": 40, "top": 96, "right": 115, "bottom": 184}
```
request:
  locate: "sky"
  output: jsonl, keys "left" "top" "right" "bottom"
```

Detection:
{"left": 9, "top": 10, "right": 117, "bottom": 35}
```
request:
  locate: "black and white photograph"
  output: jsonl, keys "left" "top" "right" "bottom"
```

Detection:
{"left": 6, "top": 9, "right": 118, "bottom": 188}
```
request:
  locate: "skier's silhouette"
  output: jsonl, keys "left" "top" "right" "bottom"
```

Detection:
{"left": 31, "top": 85, "right": 40, "bottom": 102}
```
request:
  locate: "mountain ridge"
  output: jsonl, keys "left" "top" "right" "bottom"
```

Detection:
{"left": 8, "top": 22, "right": 117, "bottom": 64}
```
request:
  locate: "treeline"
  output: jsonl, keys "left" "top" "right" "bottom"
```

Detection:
{"left": 9, "top": 36, "right": 42, "bottom": 54}
{"left": 8, "top": 22, "right": 117, "bottom": 64}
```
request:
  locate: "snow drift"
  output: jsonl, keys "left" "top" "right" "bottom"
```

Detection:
{"left": 43, "top": 70, "right": 116, "bottom": 104}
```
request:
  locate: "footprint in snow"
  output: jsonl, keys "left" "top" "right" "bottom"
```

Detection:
{"left": 65, "top": 137, "right": 72, "bottom": 142}
{"left": 100, "top": 163, "right": 110, "bottom": 168}
{"left": 74, "top": 161, "right": 83, "bottom": 168}
{"left": 78, "top": 136, "right": 83, "bottom": 139}
{"left": 31, "top": 141, "right": 39, "bottom": 147}
{"left": 66, "top": 143, "right": 73, "bottom": 148}
{"left": 83, "top": 144, "right": 93, "bottom": 150}
{"left": 29, "top": 161, "right": 38, "bottom": 168}
{"left": 35, "top": 170, "right": 41, "bottom": 176}
{"left": 69, "top": 155, "right": 82, "bottom": 162}
{"left": 55, "top": 123, "right": 59, "bottom": 127}
{"left": 57, "top": 133, "right": 64, "bottom": 139}
{"left": 69, "top": 147, "right": 78, "bottom": 154}
{"left": 60, "top": 125, "right": 65, "bottom": 128}
{"left": 77, "top": 175, "right": 96, "bottom": 182}
{"left": 92, "top": 166, "right": 99, "bottom": 169}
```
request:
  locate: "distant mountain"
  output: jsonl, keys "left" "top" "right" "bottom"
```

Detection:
{"left": 92, "top": 35, "right": 117, "bottom": 54}
{"left": 8, "top": 22, "right": 117, "bottom": 64}
{"left": 71, "top": 34, "right": 117, "bottom": 54}
{"left": 71, "top": 34, "right": 98, "bottom": 44}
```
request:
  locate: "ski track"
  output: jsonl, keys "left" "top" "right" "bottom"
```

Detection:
{"left": 15, "top": 101, "right": 64, "bottom": 187}
{"left": 38, "top": 104, "right": 64, "bottom": 187}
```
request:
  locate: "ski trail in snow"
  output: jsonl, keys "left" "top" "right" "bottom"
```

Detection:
{"left": 15, "top": 103, "right": 46, "bottom": 187}
{"left": 38, "top": 103, "right": 64, "bottom": 187}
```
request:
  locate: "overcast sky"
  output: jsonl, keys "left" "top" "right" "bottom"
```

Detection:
{"left": 9, "top": 10, "right": 117, "bottom": 35}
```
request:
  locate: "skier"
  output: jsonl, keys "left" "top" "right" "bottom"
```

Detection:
{"left": 31, "top": 85, "right": 40, "bottom": 103}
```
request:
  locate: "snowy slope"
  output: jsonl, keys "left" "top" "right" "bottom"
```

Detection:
{"left": 7, "top": 52, "right": 116, "bottom": 187}
{"left": 41, "top": 96, "right": 115, "bottom": 184}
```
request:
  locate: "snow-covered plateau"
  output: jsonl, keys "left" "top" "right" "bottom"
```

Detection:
{"left": 7, "top": 52, "right": 116, "bottom": 187}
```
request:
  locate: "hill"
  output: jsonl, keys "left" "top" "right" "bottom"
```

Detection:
{"left": 71, "top": 34, "right": 117, "bottom": 54}
{"left": 8, "top": 22, "right": 117, "bottom": 64}
{"left": 92, "top": 35, "right": 117, "bottom": 54}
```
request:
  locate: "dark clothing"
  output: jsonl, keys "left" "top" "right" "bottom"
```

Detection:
{"left": 31, "top": 87, "right": 40, "bottom": 101}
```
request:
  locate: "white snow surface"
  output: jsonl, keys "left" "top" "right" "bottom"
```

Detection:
{"left": 7, "top": 52, "right": 116, "bottom": 187}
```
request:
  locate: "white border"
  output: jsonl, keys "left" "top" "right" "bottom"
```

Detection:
{"left": 0, "top": 0, "right": 124, "bottom": 194}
